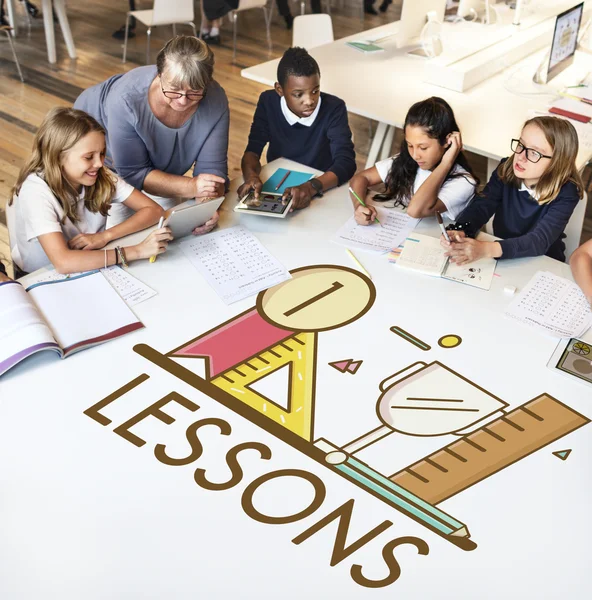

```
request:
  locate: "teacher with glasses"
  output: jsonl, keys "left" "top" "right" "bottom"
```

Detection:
{"left": 74, "top": 36, "right": 228, "bottom": 232}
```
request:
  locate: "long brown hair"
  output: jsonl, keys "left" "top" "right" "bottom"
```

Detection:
{"left": 499, "top": 116, "right": 584, "bottom": 205}
{"left": 10, "top": 107, "right": 116, "bottom": 223}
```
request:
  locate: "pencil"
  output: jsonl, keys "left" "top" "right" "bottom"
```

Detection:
{"left": 346, "top": 249, "right": 372, "bottom": 279}
{"left": 149, "top": 216, "right": 164, "bottom": 263}
{"left": 275, "top": 170, "right": 291, "bottom": 191}
{"left": 349, "top": 186, "right": 382, "bottom": 226}
{"left": 436, "top": 211, "right": 450, "bottom": 242}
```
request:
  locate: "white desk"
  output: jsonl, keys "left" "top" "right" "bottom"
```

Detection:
{"left": 242, "top": 5, "right": 592, "bottom": 174}
{"left": 6, "top": 0, "right": 76, "bottom": 63}
{"left": 1, "top": 159, "right": 590, "bottom": 599}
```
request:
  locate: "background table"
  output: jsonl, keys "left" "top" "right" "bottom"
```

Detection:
{"left": 1, "top": 159, "right": 590, "bottom": 599}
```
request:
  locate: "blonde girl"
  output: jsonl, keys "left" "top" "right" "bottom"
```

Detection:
{"left": 7, "top": 107, "right": 171, "bottom": 275}
{"left": 443, "top": 116, "right": 584, "bottom": 264}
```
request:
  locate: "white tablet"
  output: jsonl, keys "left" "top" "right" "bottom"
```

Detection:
{"left": 165, "top": 197, "right": 225, "bottom": 239}
{"left": 234, "top": 192, "right": 294, "bottom": 218}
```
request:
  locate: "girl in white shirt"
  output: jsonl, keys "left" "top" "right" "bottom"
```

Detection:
{"left": 350, "top": 97, "right": 478, "bottom": 224}
{"left": 7, "top": 107, "right": 172, "bottom": 275}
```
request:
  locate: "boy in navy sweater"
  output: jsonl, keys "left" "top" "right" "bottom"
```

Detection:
{"left": 237, "top": 47, "right": 356, "bottom": 210}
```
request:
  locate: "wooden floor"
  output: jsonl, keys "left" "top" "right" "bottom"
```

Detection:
{"left": 0, "top": 0, "right": 590, "bottom": 277}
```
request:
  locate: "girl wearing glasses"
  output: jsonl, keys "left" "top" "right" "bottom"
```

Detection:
{"left": 74, "top": 36, "right": 227, "bottom": 233}
{"left": 443, "top": 116, "right": 584, "bottom": 264}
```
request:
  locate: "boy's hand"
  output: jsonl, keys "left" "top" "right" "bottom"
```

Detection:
{"left": 283, "top": 182, "right": 314, "bottom": 211}
{"left": 237, "top": 176, "right": 263, "bottom": 200}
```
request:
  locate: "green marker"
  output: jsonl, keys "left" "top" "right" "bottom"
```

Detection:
{"left": 349, "top": 186, "right": 382, "bottom": 226}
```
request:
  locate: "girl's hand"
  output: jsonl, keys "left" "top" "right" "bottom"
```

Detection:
{"left": 237, "top": 176, "right": 263, "bottom": 200}
{"left": 134, "top": 226, "right": 173, "bottom": 260}
{"left": 354, "top": 204, "right": 377, "bottom": 226}
{"left": 68, "top": 231, "right": 110, "bottom": 250}
{"left": 192, "top": 210, "right": 219, "bottom": 235}
{"left": 444, "top": 237, "right": 489, "bottom": 265}
{"left": 440, "top": 229, "right": 465, "bottom": 249}
{"left": 442, "top": 131, "right": 463, "bottom": 167}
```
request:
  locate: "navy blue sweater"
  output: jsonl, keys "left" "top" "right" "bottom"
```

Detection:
{"left": 245, "top": 90, "right": 356, "bottom": 185}
{"left": 456, "top": 159, "right": 581, "bottom": 262}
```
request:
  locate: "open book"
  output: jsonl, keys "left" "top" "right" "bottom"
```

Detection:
{"left": 396, "top": 233, "right": 497, "bottom": 290}
{"left": 0, "top": 271, "right": 144, "bottom": 376}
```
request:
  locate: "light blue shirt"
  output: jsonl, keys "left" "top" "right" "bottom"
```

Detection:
{"left": 74, "top": 65, "right": 229, "bottom": 190}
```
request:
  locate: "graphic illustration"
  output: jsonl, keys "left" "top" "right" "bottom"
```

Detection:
{"left": 438, "top": 335, "right": 462, "bottom": 349}
{"left": 329, "top": 359, "right": 363, "bottom": 374}
{"left": 552, "top": 449, "right": 572, "bottom": 461}
{"left": 554, "top": 338, "right": 592, "bottom": 384}
{"left": 390, "top": 326, "right": 431, "bottom": 351}
{"left": 93, "top": 264, "right": 588, "bottom": 552}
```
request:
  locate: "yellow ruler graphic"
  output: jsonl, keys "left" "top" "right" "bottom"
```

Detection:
{"left": 390, "top": 394, "right": 589, "bottom": 505}
{"left": 211, "top": 332, "right": 317, "bottom": 440}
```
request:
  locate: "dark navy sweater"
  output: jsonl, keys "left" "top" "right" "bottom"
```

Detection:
{"left": 245, "top": 90, "right": 356, "bottom": 185}
{"left": 457, "top": 159, "right": 581, "bottom": 262}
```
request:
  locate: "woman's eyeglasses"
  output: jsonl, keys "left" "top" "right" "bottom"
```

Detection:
{"left": 160, "top": 78, "right": 206, "bottom": 102}
{"left": 511, "top": 139, "right": 552, "bottom": 164}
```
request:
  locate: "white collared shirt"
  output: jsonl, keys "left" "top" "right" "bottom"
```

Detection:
{"left": 280, "top": 95, "right": 322, "bottom": 127}
{"left": 520, "top": 182, "right": 540, "bottom": 201}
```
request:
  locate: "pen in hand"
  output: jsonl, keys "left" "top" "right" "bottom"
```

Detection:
{"left": 150, "top": 216, "right": 165, "bottom": 263}
{"left": 436, "top": 211, "right": 451, "bottom": 243}
{"left": 349, "top": 186, "right": 382, "bottom": 226}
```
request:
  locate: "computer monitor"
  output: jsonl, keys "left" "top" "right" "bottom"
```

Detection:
{"left": 546, "top": 2, "right": 584, "bottom": 82}
{"left": 397, "top": 0, "right": 447, "bottom": 48}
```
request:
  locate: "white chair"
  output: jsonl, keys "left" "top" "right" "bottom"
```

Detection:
{"left": 564, "top": 191, "right": 588, "bottom": 260}
{"left": 230, "top": 0, "right": 272, "bottom": 63}
{"left": 292, "top": 14, "right": 333, "bottom": 48}
{"left": 122, "top": 0, "right": 197, "bottom": 64}
{"left": 0, "top": 26, "right": 24, "bottom": 82}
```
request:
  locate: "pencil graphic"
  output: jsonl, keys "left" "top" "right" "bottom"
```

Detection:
{"left": 390, "top": 326, "right": 431, "bottom": 351}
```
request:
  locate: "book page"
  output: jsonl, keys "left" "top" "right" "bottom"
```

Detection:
{"left": 0, "top": 281, "right": 59, "bottom": 375}
{"left": 442, "top": 256, "right": 497, "bottom": 291}
{"left": 21, "top": 266, "right": 156, "bottom": 308}
{"left": 396, "top": 233, "right": 447, "bottom": 277}
{"left": 27, "top": 272, "right": 143, "bottom": 354}
{"left": 180, "top": 226, "right": 291, "bottom": 305}
{"left": 505, "top": 271, "right": 592, "bottom": 338}
{"left": 332, "top": 207, "right": 420, "bottom": 253}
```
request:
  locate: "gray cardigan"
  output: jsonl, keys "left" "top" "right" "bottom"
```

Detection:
{"left": 74, "top": 66, "right": 229, "bottom": 190}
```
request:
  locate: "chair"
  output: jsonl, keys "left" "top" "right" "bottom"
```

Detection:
{"left": 231, "top": 0, "right": 272, "bottom": 63}
{"left": 292, "top": 14, "right": 333, "bottom": 48}
{"left": 0, "top": 26, "right": 24, "bottom": 82}
{"left": 564, "top": 192, "right": 588, "bottom": 260}
{"left": 122, "top": 0, "right": 197, "bottom": 64}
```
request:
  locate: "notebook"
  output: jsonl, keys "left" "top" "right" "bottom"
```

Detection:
{"left": 0, "top": 271, "right": 144, "bottom": 376}
{"left": 396, "top": 233, "right": 497, "bottom": 290}
{"left": 346, "top": 41, "right": 385, "bottom": 53}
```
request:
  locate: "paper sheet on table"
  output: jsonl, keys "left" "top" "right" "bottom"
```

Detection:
{"left": 442, "top": 256, "right": 497, "bottom": 291}
{"left": 180, "top": 226, "right": 291, "bottom": 305}
{"left": 21, "top": 266, "right": 156, "bottom": 308}
{"left": 505, "top": 271, "right": 592, "bottom": 338}
{"left": 332, "top": 207, "right": 420, "bottom": 253}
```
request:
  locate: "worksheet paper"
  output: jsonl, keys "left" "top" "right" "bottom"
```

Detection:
{"left": 505, "top": 271, "right": 592, "bottom": 338}
{"left": 180, "top": 226, "right": 291, "bottom": 305}
{"left": 21, "top": 266, "right": 156, "bottom": 308}
{"left": 332, "top": 206, "right": 420, "bottom": 253}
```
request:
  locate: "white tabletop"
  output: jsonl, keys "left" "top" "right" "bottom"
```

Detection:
{"left": 1, "top": 159, "right": 590, "bottom": 599}
{"left": 242, "top": 4, "right": 592, "bottom": 169}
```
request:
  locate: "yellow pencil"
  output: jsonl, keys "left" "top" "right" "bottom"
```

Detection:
{"left": 349, "top": 186, "right": 381, "bottom": 226}
{"left": 150, "top": 216, "right": 164, "bottom": 263}
{"left": 346, "top": 248, "right": 372, "bottom": 280}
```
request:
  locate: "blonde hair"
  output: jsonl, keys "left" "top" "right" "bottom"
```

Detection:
{"left": 156, "top": 35, "right": 214, "bottom": 91}
{"left": 499, "top": 116, "right": 584, "bottom": 205}
{"left": 11, "top": 107, "right": 116, "bottom": 223}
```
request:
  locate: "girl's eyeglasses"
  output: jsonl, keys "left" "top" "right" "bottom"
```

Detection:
{"left": 511, "top": 139, "right": 552, "bottom": 164}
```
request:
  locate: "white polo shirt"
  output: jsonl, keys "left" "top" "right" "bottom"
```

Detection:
{"left": 375, "top": 156, "right": 476, "bottom": 220}
{"left": 7, "top": 172, "right": 134, "bottom": 274}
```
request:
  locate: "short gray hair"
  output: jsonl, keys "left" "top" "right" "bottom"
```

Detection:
{"left": 156, "top": 36, "right": 214, "bottom": 90}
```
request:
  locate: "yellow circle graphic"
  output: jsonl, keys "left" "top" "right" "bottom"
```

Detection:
{"left": 257, "top": 265, "right": 375, "bottom": 332}
{"left": 438, "top": 334, "right": 462, "bottom": 349}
